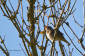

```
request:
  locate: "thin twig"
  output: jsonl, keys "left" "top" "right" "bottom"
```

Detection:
{"left": 19, "top": 43, "right": 27, "bottom": 56}
{"left": 59, "top": 41, "right": 65, "bottom": 56}
{"left": 65, "top": 22, "right": 79, "bottom": 40}
{"left": 8, "top": 0, "right": 14, "bottom": 11}
{"left": 72, "top": 15, "right": 83, "bottom": 28}
{"left": 62, "top": 25, "right": 83, "bottom": 55}
{"left": 0, "top": 45, "right": 9, "bottom": 56}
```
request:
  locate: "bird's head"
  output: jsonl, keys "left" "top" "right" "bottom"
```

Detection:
{"left": 45, "top": 26, "right": 53, "bottom": 34}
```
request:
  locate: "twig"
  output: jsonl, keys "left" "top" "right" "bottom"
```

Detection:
{"left": 72, "top": 15, "right": 83, "bottom": 28}
{"left": 8, "top": 0, "right": 14, "bottom": 11}
{"left": 22, "top": 38, "right": 30, "bottom": 56}
{"left": 62, "top": 24, "right": 83, "bottom": 55}
{"left": 0, "top": 45, "right": 9, "bottom": 56}
{"left": 65, "top": 22, "right": 79, "bottom": 40}
{"left": 19, "top": 43, "right": 27, "bottom": 56}
{"left": 16, "top": 0, "right": 21, "bottom": 14}
{"left": 59, "top": 41, "right": 65, "bottom": 56}
{"left": 0, "top": 36, "right": 9, "bottom": 56}
{"left": 79, "top": 27, "right": 85, "bottom": 50}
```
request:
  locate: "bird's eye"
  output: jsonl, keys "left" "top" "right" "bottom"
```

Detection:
{"left": 47, "top": 31, "right": 49, "bottom": 33}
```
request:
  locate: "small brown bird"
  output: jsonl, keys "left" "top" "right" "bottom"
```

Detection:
{"left": 45, "top": 26, "right": 70, "bottom": 45}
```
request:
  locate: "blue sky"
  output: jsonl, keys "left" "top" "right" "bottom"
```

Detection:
{"left": 0, "top": 0, "right": 84, "bottom": 56}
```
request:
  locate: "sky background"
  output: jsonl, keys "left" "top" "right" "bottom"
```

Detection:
{"left": 0, "top": 0, "right": 84, "bottom": 56}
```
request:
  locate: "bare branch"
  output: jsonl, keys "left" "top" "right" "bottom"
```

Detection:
{"left": 62, "top": 24, "right": 83, "bottom": 55}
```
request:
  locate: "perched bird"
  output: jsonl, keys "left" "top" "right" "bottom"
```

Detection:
{"left": 45, "top": 26, "right": 70, "bottom": 45}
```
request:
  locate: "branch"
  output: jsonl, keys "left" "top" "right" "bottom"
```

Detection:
{"left": 62, "top": 24, "right": 83, "bottom": 55}
{"left": 27, "top": 0, "right": 38, "bottom": 56}
{"left": 0, "top": 45, "right": 9, "bottom": 56}
{"left": 0, "top": 36, "right": 9, "bottom": 56}
{"left": 59, "top": 41, "right": 65, "bottom": 56}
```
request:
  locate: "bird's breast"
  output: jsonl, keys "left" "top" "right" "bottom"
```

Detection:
{"left": 46, "top": 32, "right": 54, "bottom": 42}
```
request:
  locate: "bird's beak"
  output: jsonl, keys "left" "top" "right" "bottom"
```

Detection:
{"left": 40, "top": 31, "right": 45, "bottom": 34}
{"left": 40, "top": 26, "right": 48, "bottom": 34}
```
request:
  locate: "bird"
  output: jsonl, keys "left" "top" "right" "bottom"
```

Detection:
{"left": 45, "top": 26, "right": 70, "bottom": 45}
